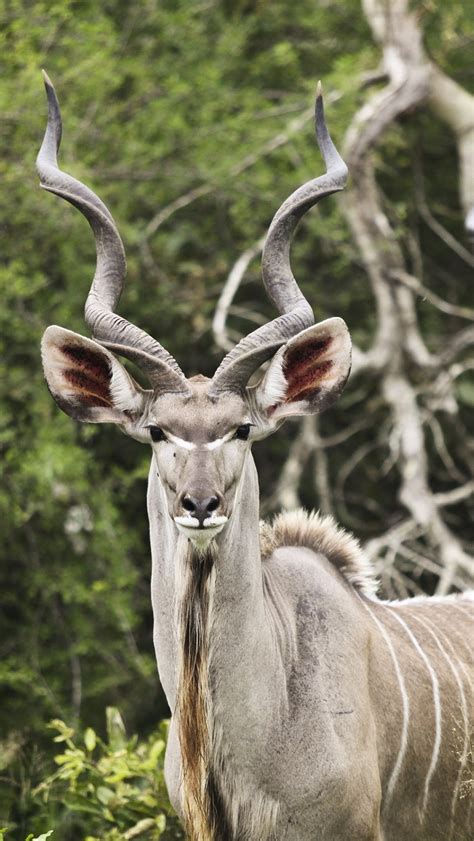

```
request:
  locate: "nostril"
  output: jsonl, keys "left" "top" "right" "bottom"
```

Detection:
{"left": 206, "top": 496, "right": 219, "bottom": 513}
{"left": 180, "top": 494, "right": 222, "bottom": 524}
{"left": 182, "top": 495, "right": 196, "bottom": 513}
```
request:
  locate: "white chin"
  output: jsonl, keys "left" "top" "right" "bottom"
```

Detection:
{"left": 174, "top": 516, "right": 228, "bottom": 547}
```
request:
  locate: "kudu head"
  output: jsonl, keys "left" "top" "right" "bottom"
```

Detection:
{"left": 39, "top": 73, "right": 351, "bottom": 549}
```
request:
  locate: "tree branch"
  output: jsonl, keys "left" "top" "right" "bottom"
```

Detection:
{"left": 142, "top": 105, "right": 315, "bottom": 241}
{"left": 212, "top": 237, "right": 264, "bottom": 352}
{"left": 342, "top": 0, "right": 474, "bottom": 593}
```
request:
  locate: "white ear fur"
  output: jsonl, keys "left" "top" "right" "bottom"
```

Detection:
{"left": 253, "top": 317, "right": 351, "bottom": 421}
{"left": 41, "top": 326, "right": 147, "bottom": 425}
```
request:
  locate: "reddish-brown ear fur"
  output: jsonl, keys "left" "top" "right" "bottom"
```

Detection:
{"left": 283, "top": 336, "right": 334, "bottom": 403}
{"left": 60, "top": 343, "right": 114, "bottom": 408}
{"left": 254, "top": 318, "right": 352, "bottom": 421}
{"left": 41, "top": 326, "right": 146, "bottom": 424}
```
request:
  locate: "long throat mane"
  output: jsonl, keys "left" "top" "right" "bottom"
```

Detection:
{"left": 176, "top": 542, "right": 229, "bottom": 841}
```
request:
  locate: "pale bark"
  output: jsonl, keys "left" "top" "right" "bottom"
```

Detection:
{"left": 212, "top": 237, "right": 264, "bottom": 352}
{"left": 427, "top": 67, "right": 474, "bottom": 234}
{"left": 343, "top": 0, "right": 474, "bottom": 595}
{"left": 363, "top": 0, "right": 474, "bottom": 233}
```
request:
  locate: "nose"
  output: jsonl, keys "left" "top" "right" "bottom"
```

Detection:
{"left": 181, "top": 493, "right": 221, "bottom": 527}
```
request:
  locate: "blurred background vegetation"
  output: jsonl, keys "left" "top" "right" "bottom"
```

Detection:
{"left": 0, "top": 0, "right": 472, "bottom": 838}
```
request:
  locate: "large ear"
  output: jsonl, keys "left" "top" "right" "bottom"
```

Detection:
{"left": 252, "top": 317, "right": 351, "bottom": 422}
{"left": 41, "top": 326, "right": 148, "bottom": 425}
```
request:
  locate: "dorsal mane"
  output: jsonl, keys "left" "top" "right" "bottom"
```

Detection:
{"left": 260, "top": 509, "right": 378, "bottom": 598}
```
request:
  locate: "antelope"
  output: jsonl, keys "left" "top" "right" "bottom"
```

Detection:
{"left": 38, "top": 72, "right": 473, "bottom": 841}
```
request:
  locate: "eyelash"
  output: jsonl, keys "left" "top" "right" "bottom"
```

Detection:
{"left": 148, "top": 424, "right": 252, "bottom": 443}
{"left": 149, "top": 426, "right": 167, "bottom": 443}
{"left": 234, "top": 424, "right": 251, "bottom": 441}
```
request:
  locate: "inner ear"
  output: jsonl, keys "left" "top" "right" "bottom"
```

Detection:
{"left": 58, "top": 343, "right": 114, "bottom": 407}
{"left": 282, "top": 333, "right": 335, "bottom": 403}
{"left": 254, "top": 317, "right": 352, "bottom": 421}
{"left": 41, "top": 325, "right": 147, "bottom": 424}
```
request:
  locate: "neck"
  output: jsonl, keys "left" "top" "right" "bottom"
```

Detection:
{"left": 148, "top": 451, "right": 265, "bottom": 706}
{"left": 148, "top": 453, "right": 277, "bottom": 839}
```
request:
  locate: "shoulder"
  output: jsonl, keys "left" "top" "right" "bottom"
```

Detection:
{"left": 260, "top": 508, "right": 378, "bottom": 598}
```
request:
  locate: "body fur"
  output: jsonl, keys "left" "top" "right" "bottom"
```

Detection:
{"left": 168, "top": 506, "right": 473, "bottom": 841}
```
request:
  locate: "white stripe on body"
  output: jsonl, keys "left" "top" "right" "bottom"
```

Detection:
{"left": 361, "top": 601, "right": 410, "bottom": 808}
{"left": 409, "top": 613, "right": 470, "bottom": 838}
{"left": 387, "top": 608, "right": 442, "bottom": 819}
{"left": 423, "top": 618, "right": 473, "bottom": 832}
{"left": 452, "top": 604, "right": 474, "bottom": 620}
{"left": 442, "top": 622, "right": 474, "bottom": 666}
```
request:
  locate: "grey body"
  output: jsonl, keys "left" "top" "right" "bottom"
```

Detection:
{"left": 36, "top": 76, "right": 473, "bottom": 841}
{"left": 148, "top": 427, "right": 473, "bottom": 841}
{"left": 153, "top": 486, "right": 381, "bottom": 839}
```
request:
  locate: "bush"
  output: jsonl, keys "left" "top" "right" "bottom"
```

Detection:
{"left": 5, "top": 709, "right": 184, "bottom": 841}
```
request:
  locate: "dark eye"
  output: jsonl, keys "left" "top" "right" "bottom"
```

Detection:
{"left": 234, "top": 423, "right": 251, "bottom": 441}
{"left": 149, "top": 426, "right": 167, "bottom": 443}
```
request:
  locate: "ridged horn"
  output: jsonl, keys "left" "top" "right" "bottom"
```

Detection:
{"left": 209, "top": 83, "right": 348, "bottom": 396}
{"left": 37, "top": 71, "right": 189, "bottom": 394}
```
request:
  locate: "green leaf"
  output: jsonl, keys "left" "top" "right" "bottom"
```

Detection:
{"left": 48, "top": 720, "right": 75, "bottom": 743}
{"left": 156, "top": 814, "right": 166, "bottom": 832}
{"left": 28, "top": 833, "right": 54, "bottom": 841}
{"left": 64, "top": 793, "right": 103, "bottom": 815}
{"left": 96, "top": 786, "right": 115, "bottom": 805}
{"left": 84, "top": 727, "right": 97, "bottom": 752}
{"left": 106, "top": 707, "right": 127, "bottom": 751}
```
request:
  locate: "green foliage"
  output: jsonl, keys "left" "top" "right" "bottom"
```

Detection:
{"left": 0, "top": 832, "right": 53, "bottom": 841}
{"left": 11, "top": 709, "right": 183, "bottom": 841}
{"left": 26, "top": 834, "right": 54, "bottom": 841}
{"left": 25, "top": 834, "right": 54, "bottom": 841}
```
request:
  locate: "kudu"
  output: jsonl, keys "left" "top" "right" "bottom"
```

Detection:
{"left": 38, "top": 73, "right": 473, "bottom": 841}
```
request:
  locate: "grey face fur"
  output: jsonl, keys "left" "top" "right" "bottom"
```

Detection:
{"left": 41, "top": 314, "right": 352, "bottom": 552}
{"left": 146, "top": 382, "right": 251, "bottom": 547}
{"left": 38, "top": 75, "right": 473, "bottom": 841}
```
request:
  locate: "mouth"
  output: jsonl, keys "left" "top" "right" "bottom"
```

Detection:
{"left": 174, "top": 515, "right": 228, "bottom": 545}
